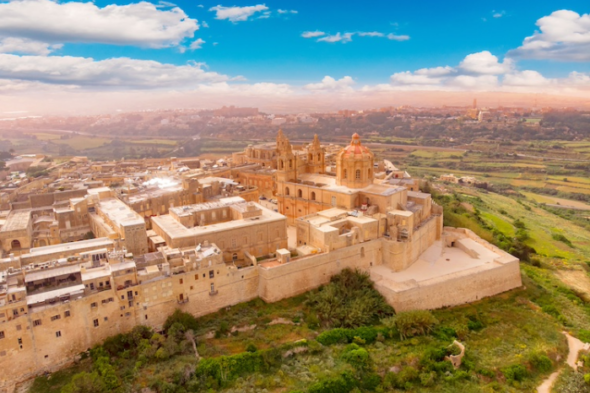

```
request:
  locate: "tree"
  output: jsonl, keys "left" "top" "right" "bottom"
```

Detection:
{"left": 60, "top": 371, "right": 105, "bottom": 393}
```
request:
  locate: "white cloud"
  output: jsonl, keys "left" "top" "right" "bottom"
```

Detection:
{"left": 0, "top": 0, "right": 198, "bottom": 49}
{"left": 278, "top": 9, "right": 297, "bottom": 14}
{"left": 387, "top": 33, "right": 410, "bottom": 41}
{"left": 317, "top": 33, "right": 354, "bottom": 43}
{"left": 414, "top": 66, "right": 454, "bottom": 77}
{"left": 195, "top": 81, "right": 293, "bottom": 96}
{"left": 449, "top": 75, "right": 498, "bottom": 89}
{"left": 509, "top": 10, "right": 590, "bottom": 61}
{"left": 202, "top": 21, "right": 209, "bottom": 28}
{"left": 0, "top": 38, "right": 62, "bottom": 56}
{"left": 492, "top": 10, "right": 505, "bottom": 18}
{"left": 258, "top": 11, "right": 271, "bottom": 19}
{"left": 0, "top": 54, "right": 227, "bottom": 89}
{"left": 304, "top": 76, "right": 355, "bottom": 91}
{"left": 358, "top": 32, "right": 384, "bottom": 37}
{"left": 209, "top": 4, "right": 269, "bottom": 22}
{"left": 503, "top": 70, "right": 552, "bottom": 86}
{"left": 302, "top": 31, "right": 325, "bottom": 38}
{"left": 459, "top": 51, "right": 513, "bottom": 74}
{"left": 189, "top": 38, "right": 205, "bottom": 50}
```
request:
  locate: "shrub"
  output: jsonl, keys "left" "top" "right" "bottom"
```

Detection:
{"left": 163, "top": 310, "right": 198, "bottom": 333}
{"left": 529, "top": 352, "right": 553, "bottom": 373}
{"left": 307, "top": 371, "right": 357, "bottom": 393}
{"left": 60, "top": 372, "right": 105, "bottom": 393}
{"left": 306, "top": 268, "right": 394, "bottom": 328}
{"left": 388, "top": 310, "right": 438, "bottom": 340}
{"left": 246, "top": 343, "right": 258, "bottom": 353}
{"left": 502, "top": 364, "right": 527, "bottom": 382}
{"left": 579, "top": 330, "right": 590, "bottom": 343}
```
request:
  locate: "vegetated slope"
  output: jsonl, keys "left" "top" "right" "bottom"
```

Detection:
{"left": 29, "top": 260, "right": 590, "bottom": 393}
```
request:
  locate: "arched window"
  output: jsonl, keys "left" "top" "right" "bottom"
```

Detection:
{"left": 298, "top": 189, "right": 302, "bottom": 198}
{"left": 317, "top": 153, "right": 321, "bottom": 161}
{"left": 285, "top": 187, "right": 290, "bottom": 196}
{"left": 343, "top": 169, "right": 347, "bottom": 179}
{"left": 279, "top": 159, "right": 284, "bottom": 169}
{"left": 309, "top": 153, "right": 312, "bottom": 162}
{"left": 355, "top": 169, "right": 361, "bottom": 179}
{"left": 11, "top": 240, "right": 21, "bottom": 249}
{"left": 289, "top": 159, "right": 293, "bottom": 168}
{"left": 311, "top": 192, "right": 316, "bottom": 201}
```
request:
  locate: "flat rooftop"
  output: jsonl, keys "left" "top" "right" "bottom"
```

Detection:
{"left": 1, "top": 209, "right": 31, "bottom": 232}
{"left": 295, "top": 173, "right": 406, "bottom": 196}
{"left": 371, "top": 237, "right": 514, "bottom": 290}
{"left": 153, "top": 202, "right": 285, "bottom": 240}
{"left": 98, "top": 198, "right": 145, "bottom": 227}
{"left": 26, "top": 237, "right": 114, "bottom": 256}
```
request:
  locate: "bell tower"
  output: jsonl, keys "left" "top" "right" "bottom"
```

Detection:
{"left": 306, "top": 134, "right": 325, "bottom": 174}
{"left": 276, "top": 130, "right": 297, "bottom": 182}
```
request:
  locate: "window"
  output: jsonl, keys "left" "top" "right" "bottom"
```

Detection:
{"left": 33, "top": 319, "right": 42, "bottom": 327}
{"left": 90, "top": 302, "right": 97, "bottom": 308}
{"left": 279, "top": 159, "right": 284, "bottom": 169}
{"left": 289, "top": 159, "right": 293, "bottom": 168}
{"left": 343, "top": 169, "right": 347, "bottom": 179}
{"left": 210, "top": 283, "right": 215, "bottom": 292}
{"left": 93, "top": 319, "right": 99, "bottom": 327}
{"left": 311, "top": 192, "right": 316, "bottom": 201}
{"left": 90, "top": 283, "right": 95, "bottom": 290}
{"left": 194, "top": 274, "right": 198, "bottom": 280}
{"left": 297, "top": 189, "right": 302, "bottom": 198}
{"left": 120, "top": 306, "right": 125, "bottom": 311}
{"left": 285, "top": 187, "right": 290, "bottom": 196}
{"left": 64, "top": 311, "right": 70, "bottom": 318}
{"left": 125, "top": 312, "right": 131, "bottom": 317}
{"left": 104, "top": 317, "right": 108, "bottom": 322}
{"left": 50, "top": 315, "right": 61, "bottom": 321}
{"left": 108, "top": 298, "right": 114, "bottom": 302}
{"left": 209, "top": 270, "right": 214, "bottom": 279}
{"left": 0, "top": 331, "right": 4, "bottom": 339}
{"left": 179, "top": 278, "right": 183, "bottom": 284}
{"left": 55, "top": 331, "right": 61, "bottom": 338}
{"left": 355, "top": 169, "right": 361, "bottom": 179}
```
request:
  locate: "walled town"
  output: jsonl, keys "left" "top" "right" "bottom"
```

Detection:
{"left": 0, "top": 131, "right": 522, "bottom": 389}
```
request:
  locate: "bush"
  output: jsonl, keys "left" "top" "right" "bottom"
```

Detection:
{"left": 341, "top": 345, "right": 370, "bottom": 371}
{"left": 317, "top": 326, "right": 386, "bottom": 346}
{"left": 387, "top": 310, "right": 438, "bottom": 340}
{"left": 307, "top": 371, "right": 357, "bottom": 393}
{"left": 529, "top": 352, "right": 553, "bottom": 373}
{"left": 306, "top": 268, "right": 394, "bottom": 328}
{"left": 502, "top": 364, "right": 527, "bottom": 382}
{"left": 246, "top": 343, "right": 258, "bottom": 353}
{"left": 163, "top": 309, "right": 198, "bottom": 333}
{"left": 60, "top": 372, "right": 105, "bottom": 393}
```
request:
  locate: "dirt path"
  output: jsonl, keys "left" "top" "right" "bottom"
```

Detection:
{"left": 537, "top": 332, "right": 590, "bottom": 393}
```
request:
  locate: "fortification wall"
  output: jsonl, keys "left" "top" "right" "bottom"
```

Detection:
{"left": 258, "top": 240, "right": 382, "bottom": 303}
{"left": 375, "top": 258, "right": 521, "bottom": 312}
{"left": 382, "top": 215, "right": 441, "bottom": 272}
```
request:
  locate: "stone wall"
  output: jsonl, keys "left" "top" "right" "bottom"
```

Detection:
{"left": 258, "top": 240, "right": 383, "bottom": 303}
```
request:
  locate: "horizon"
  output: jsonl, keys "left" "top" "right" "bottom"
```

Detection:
{"left": 0, "top": 0, "right": 589, "bottom": 115}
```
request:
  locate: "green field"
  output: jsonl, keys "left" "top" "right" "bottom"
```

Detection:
{"left": 53, "top": 136, "right": 111, "bottom": 150}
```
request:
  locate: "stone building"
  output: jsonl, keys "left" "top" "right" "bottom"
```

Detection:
{"left": 0, "top": 133, "right": 523, "bottom": 391}
{"left": 151, "top": 197, "right": 287, "bottom": 264}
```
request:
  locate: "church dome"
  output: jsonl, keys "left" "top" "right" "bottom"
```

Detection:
{"left": 338, "top": 133, "right": 373, "bottom": 159}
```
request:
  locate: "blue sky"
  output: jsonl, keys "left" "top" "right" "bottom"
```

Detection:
{"left": 66, "top": 0, "right": 590, "bottom": 83}
{"left": 0, "top": 0, "right": 589, "bottom": 113}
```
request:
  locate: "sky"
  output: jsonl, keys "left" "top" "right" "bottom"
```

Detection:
{"left": 0, "top": 0, "right": 590, "bottom": 114}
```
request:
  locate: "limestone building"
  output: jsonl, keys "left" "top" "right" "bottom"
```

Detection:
{"left": 0, "top": 133, "right": 523, "bottom": 391}
{"left": 151, "top": 197, "right": 288, "bottom": 264}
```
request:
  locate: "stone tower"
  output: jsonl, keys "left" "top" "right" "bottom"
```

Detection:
{"left": 306, "top": 134, "right": 325, "bottom": 174}
{"left": 276, "top": 129, "right": 297, "bottom": 182}
{"left": 336, "top": 133, "right": 374, "bottom": 189}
